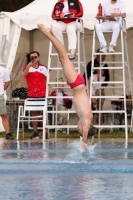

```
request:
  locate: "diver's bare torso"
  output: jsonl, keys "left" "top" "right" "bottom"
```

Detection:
{"left": 72, "top": 85, "right": 92, "bottom": 122}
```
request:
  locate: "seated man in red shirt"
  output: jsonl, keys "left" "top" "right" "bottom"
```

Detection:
{"left": 23, "top": 51, "right": 48, "bottom": 139}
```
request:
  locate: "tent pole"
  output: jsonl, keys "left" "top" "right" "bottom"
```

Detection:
{"left": 6, "top": 24, "right": 21, "bottom": 75}
{"left": 30, "top": 30, "right": 34, "bottom": 52}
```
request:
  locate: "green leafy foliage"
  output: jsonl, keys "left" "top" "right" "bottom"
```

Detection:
{"left": 0, "top": 131, "right": 133, "bottom": 140}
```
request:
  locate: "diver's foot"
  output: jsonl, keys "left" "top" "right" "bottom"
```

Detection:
{"left": 37, "top": 24, "right": 52, "bottom": 35}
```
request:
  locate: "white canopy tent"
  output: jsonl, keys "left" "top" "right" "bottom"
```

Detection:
{"left": 0, "top": 0, "right": 133, "bottom": 131}
{"left": 1, "top": 0, "right": 133, "bottom": 30}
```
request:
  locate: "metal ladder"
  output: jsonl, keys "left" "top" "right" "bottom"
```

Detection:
{"left": 43, "top": 19, "right": 87, "bottom": 141}
{"left": 90, "top": 18, "right": 133, "bottom": 141}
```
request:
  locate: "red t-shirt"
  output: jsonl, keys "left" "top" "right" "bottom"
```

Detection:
{"left": 51, "top": 0, "right": 83, "bottom": 24}
{"left": 23, "top": 64, "right": 48, "bottom": 97}
{"left": 50, "top": 90, "right": 69, "bottom": 106}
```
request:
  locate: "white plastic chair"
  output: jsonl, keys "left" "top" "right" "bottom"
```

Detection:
{"left": 16, "top": 98, "right": 47, "bottom": 140}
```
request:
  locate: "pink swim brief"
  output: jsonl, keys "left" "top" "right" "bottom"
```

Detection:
{"left": 67, "top": 74, "right": 85, "bottom": 89}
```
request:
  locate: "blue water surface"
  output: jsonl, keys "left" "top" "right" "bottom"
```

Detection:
{"left": 0, "top": 140, "right": 133, "bottom": 200}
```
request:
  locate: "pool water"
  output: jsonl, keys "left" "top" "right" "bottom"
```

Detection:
{"left": 0, "top": 140, "right": 133, "bottom": 200}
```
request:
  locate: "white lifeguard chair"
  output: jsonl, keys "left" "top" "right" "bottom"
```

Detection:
{"left": 90, "top": 17, "right": 133, "bottom": 141}
{"left": 43, "top": 19, "right": 87, "bottom": 141}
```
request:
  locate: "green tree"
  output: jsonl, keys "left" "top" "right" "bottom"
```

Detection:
{"left": 0, "top": 0, "right": 34, "bottom": 12}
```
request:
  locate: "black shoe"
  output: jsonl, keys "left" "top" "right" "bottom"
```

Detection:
{"left": 30, "top": 132, "right": 39, "bottom": 139}
{"left": 39, "top": 132, "right": 48, "bottom": 139}
{"left": 6, "top": 133, "right": 14, "bottom": 140}
{"left": 79, "top": 125, "right": 97, "bottom": 138}
{"left": 87, "top": 125, "right": 97, "bottom": 138}
{"left": 62, "top": 129, "right": 67, "bottom": 134}
{"left": 46, "top": 132, "right": 48, "bottom": 139}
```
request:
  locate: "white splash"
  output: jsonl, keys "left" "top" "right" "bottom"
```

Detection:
{"left": 78, "top": 142, "right": 97, "bottom": 154}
